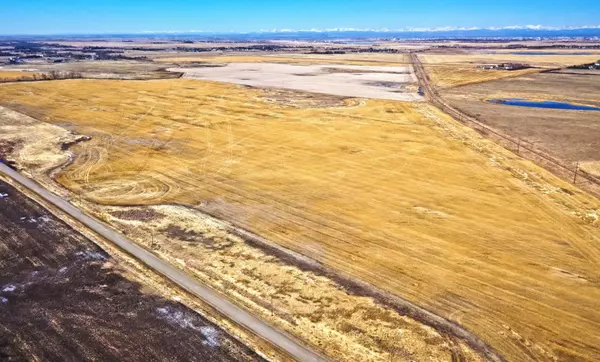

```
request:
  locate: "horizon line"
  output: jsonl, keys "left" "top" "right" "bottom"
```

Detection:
{"left": 2, "top": 24, "right": 600, "bottom": 37}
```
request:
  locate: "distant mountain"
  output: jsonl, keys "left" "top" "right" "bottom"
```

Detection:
{"left": 4, "top": 26, "right": 600, "bottom": 41}
{"left": 137, "top": 26, "right": 600, "bottom": 41}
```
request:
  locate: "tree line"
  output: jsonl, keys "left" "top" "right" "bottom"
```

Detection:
{"left": 0, "top": 71, "right": 83, "bottom": 83}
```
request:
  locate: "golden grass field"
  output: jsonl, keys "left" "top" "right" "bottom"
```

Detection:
{"left": 581, "top": 162, "right": 600, "bottom": 178}
{"left": 0, "top": 96, "right": 481, "bottom": 361}
{"left": 0, "top": 71, "right": 42, "bottom": 82}
{"left": 422, "top": 64, "right": 540, "bottom": 88}
{"left": 155, "top": 53, "right": 411, "bottom": 66}
{"left": 1, "top": 78, "right": 600, "bottom": 361}
{"left": 420, "top": 53, "right": 600, "bottom": 67}
{"left": 418, "top": 52, "right": 600, "bottom": 89}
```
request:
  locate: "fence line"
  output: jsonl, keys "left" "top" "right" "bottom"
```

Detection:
{"left": 410, "top": 54, "right": 599, "bottom": 190}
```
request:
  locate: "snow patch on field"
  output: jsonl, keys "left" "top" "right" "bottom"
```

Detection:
{"left": 156, "top": 306, "right": 221, "bottom": 347}
{"left": 75, "top": 250, "right": 108, "bottom": 261}
{"left": 169, "top": 62, "right": 421, "bottom": 102}
{"left": 2, "top": 284, "right": 17, "bottom": 292}
{"left": 199, "top": 326, "right": 220, "bottom": 347}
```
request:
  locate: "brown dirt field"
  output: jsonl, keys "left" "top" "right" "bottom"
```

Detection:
{"left": 441, "top": 72, "right": 600, "bottom": 164}
{"left": 1, "top": 79, "right": 600, "bottom": 361}
{"left": 0, "top": 179, "right": 263, "bottom": 362}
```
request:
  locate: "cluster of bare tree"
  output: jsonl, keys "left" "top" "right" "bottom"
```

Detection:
{"left": 0, "top": 71, "right": 83, "bottom": 83}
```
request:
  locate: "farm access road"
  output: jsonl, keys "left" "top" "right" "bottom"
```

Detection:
{"left": 0, "top": 162, "right": 326, "bottom": 362}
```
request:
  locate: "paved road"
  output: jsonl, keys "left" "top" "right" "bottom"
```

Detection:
{"left": 0, "top": 163, "right": 326, "bottom": 362}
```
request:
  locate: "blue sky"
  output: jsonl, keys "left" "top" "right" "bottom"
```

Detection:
{"left": 1, "top": 0, "right": 599, "bottom": 34}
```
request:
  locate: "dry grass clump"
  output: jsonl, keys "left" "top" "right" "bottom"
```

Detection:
{"left": 1, "top": 78, "right": 600, "bottom": 361}
{"left": 581, "top": 161, "right": 600, "bottom": 178}
{"left": 0, "top": 105, "right": 81, "bottom": 179}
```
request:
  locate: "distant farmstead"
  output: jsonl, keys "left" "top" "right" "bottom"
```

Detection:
{"left": 569, "top": 60, "right": 600, "bottom": 70}
{"left": 478, "top": 63, "right": 532, "bottom": 71}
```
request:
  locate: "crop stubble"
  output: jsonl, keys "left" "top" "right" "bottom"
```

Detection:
{"left": 0, "top": 78, "right": 599, "bottom": 361}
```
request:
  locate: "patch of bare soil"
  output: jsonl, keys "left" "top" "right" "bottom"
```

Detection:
{"left": 324, "top": 67, "right": 410, "bottom": 74}
{"left": 164, "top": 224, "right": 234, "bottom": 250}
{"left": 0, "top": 180, "right": 263, "bottom": 362}
{"left": 109, "top": 208, "right": 165, "bottom": 221}
{"left": 175, "top": 62, "right": 228, "bottom": 68}
{"left": 365, "top": 81, "right": 407, "bottom": 89}
{"left": 258, "top": 88, "right": 358, "bottom": 108}
{"left": 0, "top": 140, "right": 16, "bottom": 159}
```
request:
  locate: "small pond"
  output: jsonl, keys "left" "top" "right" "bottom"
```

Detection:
{"left": 489, "top": 99, "right": 600, "bottom": 111}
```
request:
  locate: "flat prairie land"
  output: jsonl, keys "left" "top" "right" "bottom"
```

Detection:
{"left": 441, "top": 72, "right": 600, "bottom": 164}
{"left": 420, "top": 53, "right": 600, "bottom": 67}
{"left": 0, "top": 90, "right": 484, "bottom": 362}
{"left": 422, "top": 64, "right": 540, "bottom": 88}
{"left": 171, "top": 63, "right": 420, "bottom": 101}
{"left": 5, "top": 61, "right": 179, "bottom": 80}
{"left": 0, "top": 179, "right": 262, "bottom": 362}
{"left": 419, "top": 52, "right": 600, "bottom": 89}
{"left": 489, "top": 48, "right": 600, "bottom": 55}
{"left": 155, "top": 53, "right": 411, "bottom": 66}
{"left": 0, "top": 71, "right": 42, "bottom": 82}
{"left": 1, "top": 79, "right": 600, "bottom": 362}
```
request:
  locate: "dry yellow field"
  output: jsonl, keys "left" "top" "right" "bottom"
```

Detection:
{"left": 422, "top": 64, "right": 540, "bottom": 88}
{"left": 420, "top": 53, "right": 600, "bottom": 67}
{"left": 0, "top": 95, "right": 484, "bottom": 361}
{"left": 1, "top": 79, "right": 600, "bottom": 362}
{"left": 155, "top": 53, "right": 410, "bottom": 66}
{"left": 581, "top": 162, "right": 600, "bottom": 178}
{"left": 0, "top": 71, "right": 42, "bottom": 82}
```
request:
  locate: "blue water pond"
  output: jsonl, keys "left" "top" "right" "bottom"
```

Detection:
{"left": 489, "top": 99, "right": 600, "bottom": 111}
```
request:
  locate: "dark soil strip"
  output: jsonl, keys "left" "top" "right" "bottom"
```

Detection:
{"left": 0, "top": 181, "right": 264, "bottom": 362}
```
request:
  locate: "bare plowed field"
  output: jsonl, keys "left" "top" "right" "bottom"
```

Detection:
{"left": 0, "top": 179, "right": 262, "bottom": 362}
{"left": 1, "top": 79, "right": 600, "bottom": 361}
